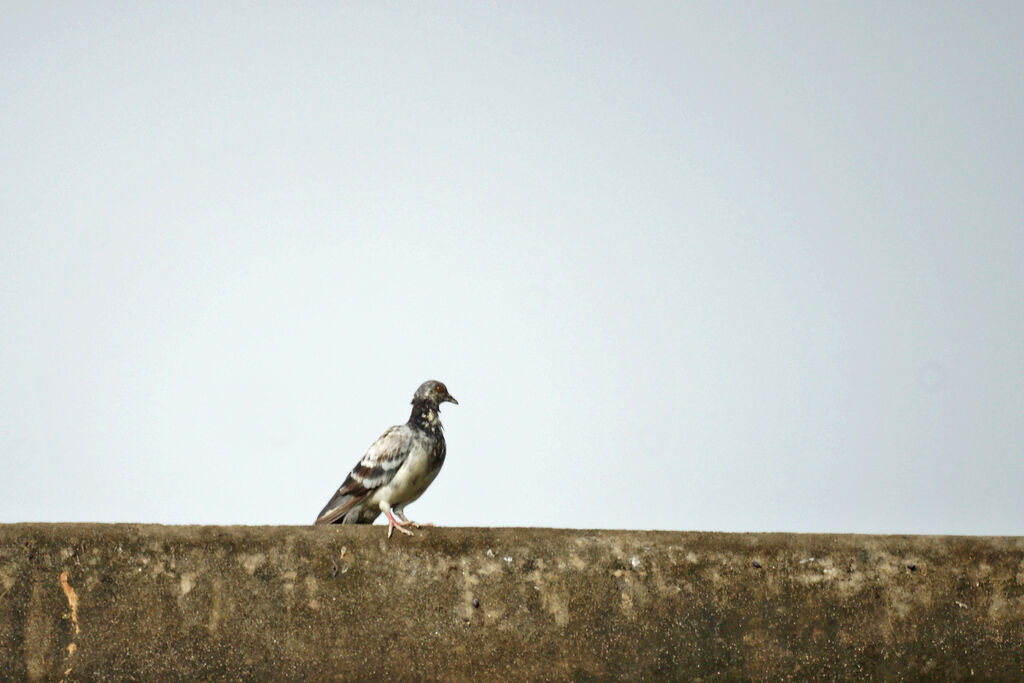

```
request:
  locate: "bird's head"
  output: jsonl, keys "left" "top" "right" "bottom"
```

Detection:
{"left": 412, "top": 380, "right": 458, "bottom": 407}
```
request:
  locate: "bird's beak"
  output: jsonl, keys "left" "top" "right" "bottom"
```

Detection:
{"left": 445, "top": 394, "right": 459, "bottom": 405}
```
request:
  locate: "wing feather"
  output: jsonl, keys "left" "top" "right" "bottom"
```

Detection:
{"left": 314, "top": 425, "right": 414, "bottom": 525}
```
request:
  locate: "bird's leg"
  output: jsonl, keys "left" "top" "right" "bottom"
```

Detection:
{"left": 394, "top": 508, "right": 433, "bottom": 529}
{"left": 383, "top": 506, "right": 415, "bottom": 539}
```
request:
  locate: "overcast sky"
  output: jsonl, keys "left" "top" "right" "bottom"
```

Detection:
{"left": 2, "top": 2, "right": 1022, "bottom": 534}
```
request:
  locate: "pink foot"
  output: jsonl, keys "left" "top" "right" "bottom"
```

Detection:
{"left": 385, "top": 509, "right": 415, "bottom": 539}
{"left": 395, "top": 512, "right": 433, "bottom": 529}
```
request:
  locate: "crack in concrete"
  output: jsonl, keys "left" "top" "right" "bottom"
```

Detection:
{"left": 58, "top": 571, "right": 79, "bottom": 682}
{"left": 59, "top": 571, "right": 80, "bottom": 635}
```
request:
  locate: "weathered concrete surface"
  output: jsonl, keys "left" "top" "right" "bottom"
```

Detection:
{"left": 1, "top": 525, "right": 1022, "bottom": 681}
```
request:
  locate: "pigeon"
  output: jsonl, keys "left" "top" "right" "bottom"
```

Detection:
{"left": 314, "top": 380, "right": 458, "bottom": 537}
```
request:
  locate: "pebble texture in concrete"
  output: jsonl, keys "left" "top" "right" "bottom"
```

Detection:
{"left": 1, "top": 524, "right": 1022, "bottom": 680}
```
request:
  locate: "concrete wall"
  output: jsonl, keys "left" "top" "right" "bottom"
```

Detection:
{"left": 1, "top": 524, "right": 1022, "bottom": 680}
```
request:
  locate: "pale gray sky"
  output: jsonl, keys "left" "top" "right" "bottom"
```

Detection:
{"left": 2, "top": 2, "right": 1022, "bottom": 534}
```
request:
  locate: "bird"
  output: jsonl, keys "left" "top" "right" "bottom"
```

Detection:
{"left": 314, "top": 380, "right": 458, "bottom": 538}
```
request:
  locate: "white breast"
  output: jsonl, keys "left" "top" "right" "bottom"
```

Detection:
{"left": 365, "top": 434, "right": 440, "bottom": 511}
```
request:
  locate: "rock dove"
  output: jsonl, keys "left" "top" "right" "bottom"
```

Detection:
{"left": 314, "top": 380, "right": 458, "bottom": 537}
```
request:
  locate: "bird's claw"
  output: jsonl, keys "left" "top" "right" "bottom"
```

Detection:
{"left": 385, "top": 509, "right": 415, "bottom": 539}
{"left": 387, "top": 521, "right": 415, "bottom": 539}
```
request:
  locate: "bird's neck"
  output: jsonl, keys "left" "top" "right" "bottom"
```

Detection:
{"left": 408, "top": 401, "right": 443, "bottom": 433}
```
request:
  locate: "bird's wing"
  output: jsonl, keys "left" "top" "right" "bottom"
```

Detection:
{"left": 314, "top": 425, "right": 414, "bottom": 525}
